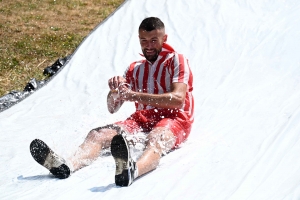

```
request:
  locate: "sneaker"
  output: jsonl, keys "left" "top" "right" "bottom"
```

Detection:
{"left": 30, "top": 139, "right": 70, "bottom": 179}
{"left": 111, "top": 134, "right": 138, "bottom": 186}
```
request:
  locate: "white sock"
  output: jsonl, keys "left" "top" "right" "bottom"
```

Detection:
{"left": 134, "top": 164, "right": 139, "bottom": 178}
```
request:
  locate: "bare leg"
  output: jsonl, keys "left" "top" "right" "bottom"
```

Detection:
{"left": 136, "top": 127, "right": 176, "bottom": 177}
{"left": 69, "top": 128, "right": 118, "bottom": 171}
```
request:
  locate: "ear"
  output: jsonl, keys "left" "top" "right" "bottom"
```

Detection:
{"left": 163, "top": 34, "right": 168, "bottom": 43}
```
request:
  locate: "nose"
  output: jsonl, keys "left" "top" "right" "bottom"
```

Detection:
{"left": 145, "top": 40, "right": 154, "bottom": 48}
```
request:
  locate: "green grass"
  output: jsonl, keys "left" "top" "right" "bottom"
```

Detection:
{"left": 0, "top": 0, "right": 123, "bottom": 96}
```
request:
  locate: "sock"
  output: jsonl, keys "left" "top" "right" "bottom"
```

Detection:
{"left": 134, "top": 163, "right": 139, "bottom": 178}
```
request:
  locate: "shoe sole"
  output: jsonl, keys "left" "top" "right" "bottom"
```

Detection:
{"left": 111, "top": 134, "right": 130, "bottom": 186}
{"left": 30, "top": 139, "right": 70, "bottom": 179}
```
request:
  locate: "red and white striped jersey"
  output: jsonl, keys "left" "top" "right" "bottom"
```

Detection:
{"left": 124, "top": 43, "right": 194, "bottom": 123}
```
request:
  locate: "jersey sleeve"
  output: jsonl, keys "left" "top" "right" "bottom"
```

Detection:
{"left": 123, "top": 62, "right": 137, "bottom": 90}
{"left": 172, "top": 53, "right": 192, "bottom": 86}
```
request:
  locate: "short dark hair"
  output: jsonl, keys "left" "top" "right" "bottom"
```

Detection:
{"left": 139, "top": 17, "right": 165, "bottom": 32}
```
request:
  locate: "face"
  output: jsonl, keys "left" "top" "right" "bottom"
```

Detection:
{"left": 139, "top": 29, "right": 167, "bottom": 63}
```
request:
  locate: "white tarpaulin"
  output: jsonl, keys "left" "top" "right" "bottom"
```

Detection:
{"left": 1, "top": 0, "right": 300, "bottom": 199}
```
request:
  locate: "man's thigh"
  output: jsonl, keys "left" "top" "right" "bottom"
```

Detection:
{"left": 154, "top": 118, "right": 191, "bottom": 148}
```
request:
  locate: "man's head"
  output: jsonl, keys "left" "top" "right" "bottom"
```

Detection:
{"left": 138, "top": 17, "right": 167, "bottom": 63}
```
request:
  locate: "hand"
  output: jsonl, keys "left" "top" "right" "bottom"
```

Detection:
{"left": 108, "top": 76, "right": 127, "bottom": 91}
{"left": 118, "top": 83, "right": 133, "bottom": 100}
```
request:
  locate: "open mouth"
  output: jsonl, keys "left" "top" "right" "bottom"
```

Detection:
{"left": 145, "top": 49, "right": 156, "bottom": 55}
{"left": 143, "top": 49, "right": 159, "bottom": 61}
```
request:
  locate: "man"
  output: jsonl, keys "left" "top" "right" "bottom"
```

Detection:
{"left": 30, "top": 17, "right": 194, "bottom": 187}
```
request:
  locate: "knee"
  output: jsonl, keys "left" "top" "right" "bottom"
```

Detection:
{"left": 86, "top": 129, "right": 103, "bottom": 142}
{"left": 147, "top": 127, "right": 174, "bottom": 142}
{"left": 146, "top": 128, "right": 176, "bottom": 154}
{"left": 86, "top": 128, "right": 117, "bottom": 147}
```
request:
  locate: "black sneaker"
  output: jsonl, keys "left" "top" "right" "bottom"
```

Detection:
{"left": 30, "top": 139, "right": 70, "bottom": 179}
{"left": 111, "top": 134, "right": 138, "bottom": 186}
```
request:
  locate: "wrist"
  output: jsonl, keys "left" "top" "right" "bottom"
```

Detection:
{"left": 127, "top": 91, "right": 138, "bottom": 102}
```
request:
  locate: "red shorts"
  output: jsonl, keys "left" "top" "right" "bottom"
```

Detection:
{"left": 115, "top": 108, "right": 192, "bottom": 147}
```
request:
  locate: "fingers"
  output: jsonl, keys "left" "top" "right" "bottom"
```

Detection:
{"left": 118, "top": 82, "right": 131, "bottom": 91}
{"left": 108, "top": 76, "right": 132, "bottom": 101}
{"left": 108, "top": 76, "right": 126, "bottom": 91}
{"left": 108, "top": 76, "right": 118, "bottom": 91}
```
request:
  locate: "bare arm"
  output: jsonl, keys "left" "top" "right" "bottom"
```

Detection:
{"left": 107, "top": 75, "right": 187, "bottom": 113}
{"left": 120, "top": 82, "right": 187, "bottom": 109}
